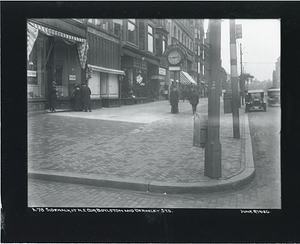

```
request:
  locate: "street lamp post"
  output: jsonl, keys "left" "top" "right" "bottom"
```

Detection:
{"left": 204, "top": 19, "right": 222, "bottom": 179}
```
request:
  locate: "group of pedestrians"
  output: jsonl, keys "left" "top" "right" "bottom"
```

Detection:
{"left": 48, "top": 81, "right": 92, "bottom": 112}
{"left": 170, "top": 87, "right": 199, "bottom": 115}
{"left": 71, "top": 83, "right": 92, "bottom": 112}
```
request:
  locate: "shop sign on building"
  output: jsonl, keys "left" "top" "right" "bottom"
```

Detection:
{"left": 27, "top": 70, "right": 36, "bottom": 77}
{"left": 69, "top": 75, "right": 76, "bottom": 81}
{"left": 159, "top": 67, "right": 166, "bottom": 76}
{"left": 136, "top": 74, "right": 143, "bottom": 84}
{"left": 169, "top": 66, "right": 180, "bottom": 71}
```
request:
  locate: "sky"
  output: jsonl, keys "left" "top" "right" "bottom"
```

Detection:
{"left": 205, "top": 19, "right": 281, "bottom": 81}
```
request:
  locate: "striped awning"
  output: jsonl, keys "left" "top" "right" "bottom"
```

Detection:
{"left": 27, "top": 22, "right": 39, "bottom": 60}
{"left": 180, "top": 71, "right": 197, "bottom": 85}
{"left": 28, "top": 22, "right": 86, "bottom": 42}
{"left": 27, "top": 22, "right": 89, "bottom": 69}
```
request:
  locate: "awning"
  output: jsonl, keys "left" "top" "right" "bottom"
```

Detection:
{"left": 88, "top": 64, "right": 125, "bottom": 75}
{"left": 151, "top": 74, "right": 165, "bottom": 80}
{"left": 180, "top": 71, "right": 197, "bottom": 85}
{"left": 27, "top": 21, "right": 89, "bottom": 69}
{"left": 28, "top": 22, "right": 86, "bottom": 42}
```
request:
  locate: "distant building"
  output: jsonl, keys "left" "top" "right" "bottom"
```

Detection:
{"left": 27, "top": 18, "right": 210, "bottom": 112}
{"left": 272, "top": 56, "right": 280, "bottom": 88}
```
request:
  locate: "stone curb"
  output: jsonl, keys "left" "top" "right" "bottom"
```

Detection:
{"left": 28, "top": 108, "right": 255, "bottom": 194}
{"left": 28, "top": 109, "right": 72, "bottom": 117}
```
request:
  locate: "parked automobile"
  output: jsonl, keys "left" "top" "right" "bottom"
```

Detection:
{"left": 245, "top": 89, "right": 267, "bottom": 113}
{"left": 267, "top": 87, "right": 280, "bottom": 106}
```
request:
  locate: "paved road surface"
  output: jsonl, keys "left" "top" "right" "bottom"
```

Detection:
{"left": 28, "top": 100, "right": 280, "bottom": 209}
{"left": 247, "top": 105, "right": 281, "bottom": 208}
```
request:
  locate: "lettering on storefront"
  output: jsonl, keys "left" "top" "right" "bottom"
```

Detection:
{"left": 169, "top": 66, "right": 180, "bottom": 71}
{"left": 27, "top": 70, "right": 36, "bottom": 77}
{"left": 69, "top": 75, "right": 76, "bottom": 81}
{"left": 159, "top": 67, "right": 166, "bottom": 76}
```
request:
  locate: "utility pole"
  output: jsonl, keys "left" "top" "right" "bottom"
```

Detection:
{"left": 230, "top": 19, "right": 240, "bottom": 139}
{"left": 204, "top": 19, "right": 222, "bottom": 179}
{"left": 240, "top": 43, "right": 244, "bottom": 105}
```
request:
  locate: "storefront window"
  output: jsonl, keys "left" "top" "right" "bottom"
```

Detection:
{"left": 54, "top": 65, "right": 63, "bottom": 86}
{"left": 27, "top": 35, "right": 48, "bottom": 99}
{"left": 128, "top": 19, "right": 137, "bottom": 45}
{"left": 27, "top": 49, "right": 37, "bottom": 85}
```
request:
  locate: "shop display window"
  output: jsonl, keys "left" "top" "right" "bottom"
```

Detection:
{"left": 27, "top": 35, "right": 48, "bottom": 99}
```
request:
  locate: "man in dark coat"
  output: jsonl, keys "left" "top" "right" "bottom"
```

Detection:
{"left": 81, "top": 82, "right": 92, "bottom": 112}
{"left": 170, "top": 87, "right": 179, "bottom": 114}
{"left": 49, "top": 81, "right": 57, "bottom": 112}
{"left": 190, "top": 89, "right": 199, "bottom": 115}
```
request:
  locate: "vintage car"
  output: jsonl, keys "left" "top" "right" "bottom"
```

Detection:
{"left": 245, "top": 89, "right": 267, "bottom": 112}
{"left": 267, "top": 87, "right": 280, "bottom": 106}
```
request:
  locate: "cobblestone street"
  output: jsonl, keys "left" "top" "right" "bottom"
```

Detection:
{"left": 27, "top": 98, "right": 263, "bottom": 208}
{"left": 28, "top": 99, "right": 245, "bottom": 186}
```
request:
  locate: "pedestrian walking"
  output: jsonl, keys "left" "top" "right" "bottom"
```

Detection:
{"left": 81, "top": 82, "right": 92, "bottom": 112}
{"left": 71, "top": 84, "right": 83, "bottom": 111}
{"left": 187, "top": 88, "right": 192, "bottom": 102}
{"left": 170, "top": 87, "right": 179, "bottom": 114}
{"left": 182, "top": 90, "right": 186, "bottom": 102}
{"left": 190, "top": 89, "right": 199, "bottom": 115}
{"left": 49, "top": 81, "right": 58, "bottom": 112}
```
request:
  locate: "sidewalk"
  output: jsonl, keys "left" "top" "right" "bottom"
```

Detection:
{"left": 28, "top": 99, "right": 255, "bottom": 194}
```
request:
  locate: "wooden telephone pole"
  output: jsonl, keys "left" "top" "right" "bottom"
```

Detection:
{"left": 240, "top": 43, "right": 245, "bottom": 105}
{"left": 204, "top": 19, "right": 222, "bottom": 179}
{"left": 230, "top": 19, "right": 240, "bottom": 139}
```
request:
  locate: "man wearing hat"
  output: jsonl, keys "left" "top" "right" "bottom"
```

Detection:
{"left": 190, "top": 89, "right": 199, "bottom": 115}
{"left": 81, "top": 82, "right": 92, "bottom": 112}
{"left": 170, "top": 86, "right": 179, "bottom": 114}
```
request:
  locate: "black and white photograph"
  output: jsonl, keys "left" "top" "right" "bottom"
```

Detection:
{"left": 27, "top": 18, "right": 281, "bottom": 209}
{"left": 3, "top": 1, "right": 300, "bottom": 242}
